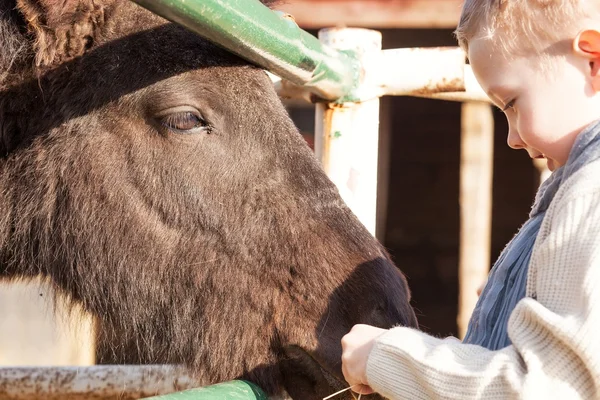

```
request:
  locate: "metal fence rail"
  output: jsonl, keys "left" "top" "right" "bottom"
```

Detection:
{"left": 130, "top": 0, "right": 488, "bottom": 103}
{"left": 0, "top": 365, "right": 199, "bottom": 400}
{"left": 2, "top": 0, "right": 495, "bottom": 398}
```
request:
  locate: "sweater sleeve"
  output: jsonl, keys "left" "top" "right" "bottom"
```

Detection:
{"left": 366, "top": 186, "right": 600, "bottom": 400}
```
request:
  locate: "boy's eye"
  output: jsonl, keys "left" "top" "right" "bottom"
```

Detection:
{"left": 502, "top": 100, "right": 516, "bottom": 112}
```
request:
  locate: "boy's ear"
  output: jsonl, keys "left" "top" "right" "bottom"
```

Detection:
{"left": 573, "top": 29, "right": 600, "bottom": 91}
{"left": 573, "top": 29, "right": 600, "bottom": 57}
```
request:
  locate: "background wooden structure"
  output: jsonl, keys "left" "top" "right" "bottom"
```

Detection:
{"left": 0, "top": 0, "right": 545, "bottom": 366}
{"left": 279, "top": 0, "right": 464, "bottom": 28}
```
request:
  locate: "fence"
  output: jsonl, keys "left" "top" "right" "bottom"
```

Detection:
{"left": 1, "top": 0, "right": 503, "bottom": 398}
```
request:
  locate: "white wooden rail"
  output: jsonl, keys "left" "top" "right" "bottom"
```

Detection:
{"left": 0, "top": 365, "right": 199, "bottom": 400}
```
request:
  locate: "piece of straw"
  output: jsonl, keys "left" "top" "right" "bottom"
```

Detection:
{"left": 323, "top": 384, "right": 363, "bottom": 400}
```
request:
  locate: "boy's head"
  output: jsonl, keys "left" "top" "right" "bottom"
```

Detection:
{"left": 455, "top": 0, "right": 597, "bottom": 57}
{"left": 456, "top": 0, "right": 600, "bottom": 172}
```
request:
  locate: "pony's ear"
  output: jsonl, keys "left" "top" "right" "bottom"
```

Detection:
{"left": 15, "top": 0, "right": 114, "bottom": 67}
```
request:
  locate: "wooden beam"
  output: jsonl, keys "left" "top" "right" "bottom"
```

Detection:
{"left": 277, "top": 0, "right": 464, "bottom": 29}
{"left": 314, "top": 28, "right": 382, "bottom": 236}
{"left": 533, "top": 158, "right": 551, "bottom": 185}
{"left": 457, "top": 103, "right": 494, "bottom": 339}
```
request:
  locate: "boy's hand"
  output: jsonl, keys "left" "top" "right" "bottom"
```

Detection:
{"left": 341, "top": 324, "right": 388, "bottom": 395}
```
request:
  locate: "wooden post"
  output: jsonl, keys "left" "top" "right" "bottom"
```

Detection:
{"left": 375, "top": 97, "right": 392, "bottom": 242}
{"left": 532, "top": 158, "right": 551, "bottom": 186}
{"left": 314, "top": 28, "right": 382, "bottom": 236}
{"left": 457, "top": 103, "right": 494, "bottom": 339}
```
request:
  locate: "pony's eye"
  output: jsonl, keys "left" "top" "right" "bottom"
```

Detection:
{"left": 160, "top": 112, "right": 208, "bottom": 134}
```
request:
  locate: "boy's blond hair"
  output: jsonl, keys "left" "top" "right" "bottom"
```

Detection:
{"left": 455, "top": 0, "right": 599, "bottom": 57}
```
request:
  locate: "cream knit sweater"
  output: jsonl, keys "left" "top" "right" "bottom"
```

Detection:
{"left": 367, "top": 159, "right": 600, "bottom": 400}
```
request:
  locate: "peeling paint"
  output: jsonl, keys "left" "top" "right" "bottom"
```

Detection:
{"left": 0, "top": 366, "right": 199, "bottom": 400}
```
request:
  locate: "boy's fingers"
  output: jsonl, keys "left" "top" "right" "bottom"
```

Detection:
{"left": 342, "top": 364, "right": 372, "bottom": 394}
{"left": 352, "top": 383, "right": 374, "bottom": 395}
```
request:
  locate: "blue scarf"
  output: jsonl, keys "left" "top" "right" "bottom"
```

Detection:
{"left": 463, "top": 119, "right": 600, "bottom": 350}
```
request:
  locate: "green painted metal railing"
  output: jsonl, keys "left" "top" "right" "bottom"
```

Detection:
{"left": 143, "top": 380, "right": 268, "bottom": 399}
{"left": 130, "top": 0, "right": 360, "bottom": 101}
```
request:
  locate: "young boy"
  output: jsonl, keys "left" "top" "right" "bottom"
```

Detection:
{"left": 340, "top": 1, "right": 600, "bottom": 398}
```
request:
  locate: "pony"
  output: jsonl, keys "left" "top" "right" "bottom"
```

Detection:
{"left": 0, "top": 0, "right": 417, "bottom": 398}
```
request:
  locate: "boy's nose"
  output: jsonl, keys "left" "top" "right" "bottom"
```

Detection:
{"left": 507, "top": 126, "right": 526, "bottom": 150}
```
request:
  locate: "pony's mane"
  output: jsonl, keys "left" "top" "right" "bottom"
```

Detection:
{"left": 0, "top": 2, "right": 31, "bottom": 89}
{"left": 0, "top": 0, "right": 282, "bottom": 90}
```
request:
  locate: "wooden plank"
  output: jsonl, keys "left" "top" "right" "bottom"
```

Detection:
{"left": 532, "top": 158, "right": 551, "bottom": 185}
{"left": 375, "top": 97, "right": 391, "bottom": 242}
{"left": 457, "top": 103, "right": 494, "bottom": 339}
{"left": 277, "top": 0, "right": 464, "bottom": 29}
{"left": 314, "top": 28, "right": 382, "bottom": 236}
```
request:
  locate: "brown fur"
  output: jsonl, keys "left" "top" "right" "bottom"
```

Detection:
{"left": 0, "top": 1, "right": 417, "bottom": 398}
